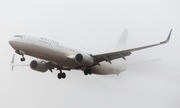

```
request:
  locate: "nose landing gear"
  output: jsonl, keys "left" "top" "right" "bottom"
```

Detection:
{"left": 20, "top": 55, "right": 25, "bottom": 62}
{"left": 15, "top": 50, "right": 26, "bottom": 62}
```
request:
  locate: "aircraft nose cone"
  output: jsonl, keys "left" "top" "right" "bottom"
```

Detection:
{"left": 9, "top": 39, "right": 17, "bottom": 49}
{"left": 9, "top": 39, "right": 14, "bottom": 46}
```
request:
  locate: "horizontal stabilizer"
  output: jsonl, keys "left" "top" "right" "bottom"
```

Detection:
{"left": 11, "top": 54, "right": 29, "bottom": 71}
{"left": 126, "top": 59, "right": 161, "bottom": 67}
{"left": 11, "top": 54, "right": 15, "bottom": 71}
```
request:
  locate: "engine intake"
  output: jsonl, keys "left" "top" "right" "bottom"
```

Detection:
{"left": 76, "top": 54, "right": 83, "bottom": 62}
{"left": 75, "top": 53, "right": 94, "bottom": 66}
{"left": 30, "top": 60, "right": 48, "bottom": 72}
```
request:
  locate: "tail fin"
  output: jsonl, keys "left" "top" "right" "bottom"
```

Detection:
{"left": 115, "top": 29, "right": 128, "bottom": 50}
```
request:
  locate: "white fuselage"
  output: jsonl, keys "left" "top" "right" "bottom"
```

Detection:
{"left": 9, "top": 35, "right": 126, "bottom": 75}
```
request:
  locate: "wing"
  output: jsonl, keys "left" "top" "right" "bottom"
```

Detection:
{"left": 92, "top": 29, "right": 172, "bottom": 65}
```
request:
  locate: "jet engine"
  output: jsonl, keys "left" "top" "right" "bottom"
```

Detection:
{"left": 75, "top": 53, "right": 94, "bottom": 66}
{"left": 30, "top": 60, "right": 48, "bottom": 72}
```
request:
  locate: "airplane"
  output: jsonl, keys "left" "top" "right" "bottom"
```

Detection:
{"left": 9, "top": 29, "right": 172, "bottom": 79}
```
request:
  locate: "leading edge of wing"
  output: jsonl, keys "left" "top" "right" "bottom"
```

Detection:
{"left": 92, "top": 29, "right": 172, "bottom": 63}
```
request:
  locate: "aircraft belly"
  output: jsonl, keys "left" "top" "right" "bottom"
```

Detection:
{"left": 91, "top": 60, "right": 126, "bottom": 75}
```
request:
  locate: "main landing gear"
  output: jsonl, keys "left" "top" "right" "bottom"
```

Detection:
{"left": 84, "top": 69, "right": 92, "bottom": 75}
{"left": 57, "top": 70, "right": 66, "bottom": 79}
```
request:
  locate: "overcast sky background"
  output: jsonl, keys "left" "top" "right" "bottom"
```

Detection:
{"left": 0, "top": 0, "right": 180, "bottom": 108}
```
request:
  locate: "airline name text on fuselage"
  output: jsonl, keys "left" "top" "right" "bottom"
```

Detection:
{"left": 39, "top": 37, "right": 59, "bottom": 44}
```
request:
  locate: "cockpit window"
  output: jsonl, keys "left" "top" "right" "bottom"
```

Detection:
{"left": 14, "top": 35, "right": 24, "bottom": 38}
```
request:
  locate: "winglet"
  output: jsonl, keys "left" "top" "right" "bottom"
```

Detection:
{"left": 166, "top": 29, "right": 172, "bottom": 43}
{"left": 160, "top": 29, "right": 172, "bottom": 44}
{"left": 11, "top": 54, "right": 15, "bottom": 71}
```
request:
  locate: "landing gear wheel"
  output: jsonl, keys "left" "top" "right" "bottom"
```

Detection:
{"left": 57, "top": 73, "right": 66, "bottom": 79}
{"left": 57, "top": 73, "right": 62, "bottom": 79}
{"left": 88, "top": 69, "right": 92, "bottom": 75}
{"left": 62, "top": 73, "right": 66, "bottom": 78}
{"left": 20, "top": 57, "right": 25, "bottom": 62}
{"left": 84, "top": 70, "right": 88, "bottom": 75}
{"left": 84, "top": 69, "right": 92, "bottom": 75}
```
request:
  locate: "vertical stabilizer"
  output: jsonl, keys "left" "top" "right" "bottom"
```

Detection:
{"left": 115, "top": 29, "right": 128, "bottom": 50}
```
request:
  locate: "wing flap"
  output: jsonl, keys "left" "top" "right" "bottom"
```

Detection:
{"left": 92, "top": 51, "right": 131, "bottom": 63}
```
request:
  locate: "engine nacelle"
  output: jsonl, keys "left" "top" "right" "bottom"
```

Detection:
{"left": 30, "top": 60, "right": 48, "bottom": 72}
{"left": 75, "top": 53, "right": 94, "bottom": 66}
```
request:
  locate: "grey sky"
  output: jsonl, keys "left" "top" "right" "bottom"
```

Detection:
{"left": 0, "top": 0, "right": 180, "bottom": 108}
